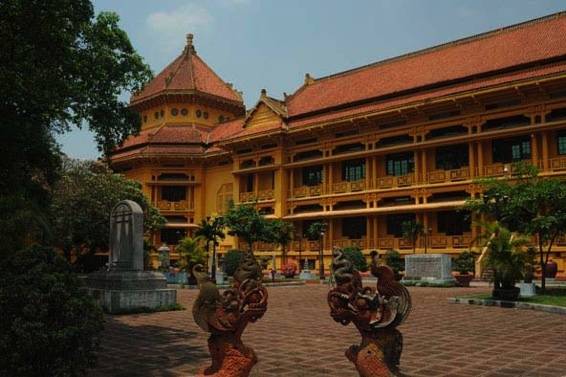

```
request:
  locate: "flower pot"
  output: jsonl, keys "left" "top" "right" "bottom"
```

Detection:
{"left": 495, "top": 287, "right": 520, "bottom": 301}
{"left": 545, "top": 260, "right": 558, "bottom": 279}
{"left": 455, "top": 274, "right": 473, "bottom": 287}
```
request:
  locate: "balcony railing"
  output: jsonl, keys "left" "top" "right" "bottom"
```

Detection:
{"left": 427, "top": 168, "right": 470, "bottom": 184}
{"left": 156, "top": 200, "right": 192, "bottom": 211}
{"left": 332, "top": 180, "right": 366, "bottom": 194}
{"left": 377, "top": 174, "right": 415, "bottom": 189}
{"left": 332, "top": 238, "right": 367, "bottom": 249}
{"left": 549, "top": 156, "right": 566, "bottom": 171}
{"left": 240, "top": 190, "right": 274, "bottom": 202}
{"left": 292, "top": 185, "right": 322, "bottom": 198}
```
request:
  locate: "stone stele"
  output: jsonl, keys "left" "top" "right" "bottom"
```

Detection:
{"left": 85, "top": 200, "right": 176, "bottom": 313}
{"left": 402, "top": 254, "right": 457, "bottom": 285}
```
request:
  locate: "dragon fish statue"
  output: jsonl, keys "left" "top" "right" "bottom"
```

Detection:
{"left": 192, "top": 250, "right": 268, "bottom": 377}
{"left": 328, "top": 247, "right": 411, "bottom": 377}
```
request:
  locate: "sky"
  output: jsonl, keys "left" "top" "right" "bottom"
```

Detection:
{"left": 57, "top": 0, "right": 566, "bottom": 160}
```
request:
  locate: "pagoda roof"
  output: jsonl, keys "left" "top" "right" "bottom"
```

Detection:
{"left": 130, "top": 34, "right": 244, "bottom": 113}
{"left": 112, "top": 125, "right": 206, "bottom": 162}
{"left": 286, "top": 12, "right": 566, "bottom": 118}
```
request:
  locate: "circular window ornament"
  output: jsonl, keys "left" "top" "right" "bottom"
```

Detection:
{"left": 181, "top": 108, "right": 188, "bottom": 116}
{"left": 154, "top": 112, "right": 159, "bottom": 119}
{"left": 203, "top": 112, "right": 209, "bottom": 119}
{"left": 160, "top": 110, "right": 164, "bottom": 117}
{"left": 196, "top": 109, "right": 202, "bottom": 118}
{"left": 143, "top": 115, "right": 147, "bottom": 123}
{"left": 218, "top": 115, "right": 224, "bottom": 122}
{"left": 171, "top": 108, "right": 179, "bottom": 116}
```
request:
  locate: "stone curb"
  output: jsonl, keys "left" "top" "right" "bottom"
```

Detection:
{"left": 447, "top": 297, "right": 566, "bottom": 314}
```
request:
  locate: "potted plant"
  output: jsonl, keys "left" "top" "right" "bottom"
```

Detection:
{"left": 384, "top": 249, "right": 404, "bottom": 281}
{"left": 453, "top": 251, "right": 476, "bottom": 287}
{"left": 520, "top": 247, "right": 537, "bottom": 297}
{"left": 478, "top": 222, "right": 531, "bottom": 300}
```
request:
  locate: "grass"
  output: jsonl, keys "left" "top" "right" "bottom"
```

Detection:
{"left": 460, "top": 287, "right": 566, "bottom": 307}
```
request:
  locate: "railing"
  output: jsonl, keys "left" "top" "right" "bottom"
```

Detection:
{"left": 427, "top": 168, "right": 470, "bottom": 184}
{"left": 239, "top": 190, "right": 274, "bottom": 202}
{"left": 292, "top": 185, "right": 322, "bottom": 198}
{"left": 377, "top": 174, "right": 415, "bottom": 189}
{"left": 332, "top": 180, "right": 366, "bottom": 194}
{"left": 156, "top": 200, "right": 192, "bottom": 211}
{"left": 549, "top": 156, "right": 566, "bottom": 171}
{"left": 332, "top": 238, "right": 367, "bottom": 249}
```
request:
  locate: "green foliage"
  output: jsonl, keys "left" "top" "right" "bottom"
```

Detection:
{"left": 307, "top": 221, "right": 327, "bottom": 240}
{"left": 385, "top": 249, "right": 405, "bottom": 274}
{"left": 463, "top": 162, "right": 566, "bottom": 291}
{"left": 49, "top": 159, "right": 165, "bottom": 270}
{"left": 453, "top": 251, "right": 477, "bottom": 274}
{"left": 0, "top": 0, "right": 152, "bottom": 263}
{"left": 176, "top": 236, "right": 206, "bottom": 284}
{"left": 223, "top": 200, "right": 270, "bottom": 252}
{"left": 0, "top": 244, "right": 105, "bottom": 376}
{"left": 342, "top": 245, "right": 368, "bottom": 272}
{"left": 224, "top": 250, "right": 244, "bottom": 276}
{"left": 475, "top": 222, "right": 531, "bottom": 289}
{"left": 401, "top": 220, "right": 424, "bottom": 254}
{"left": 265, "top": 219, "right": 295, "bottom": 263}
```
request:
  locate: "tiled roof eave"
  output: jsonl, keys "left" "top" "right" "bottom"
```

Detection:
{"left": 290, "top": 56, "right": 566, "bottom": 121}
{"left": 214, "top": 126, "right": 286, "bottom": 147}
{"left": 287, "top": 65, "right": 566, "bottom": 132}
{"left": 130, "top": 90, "right": 245, "bottom": 113}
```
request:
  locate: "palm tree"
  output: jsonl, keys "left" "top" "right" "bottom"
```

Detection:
{"left": 401, "top": 220, "right": 425, "bottom": 254}
{"left": 175, "top": 236, "right": 206, "bottom": 285}
{"left": 195, "top": 216, "right": 225, "bottom": 281}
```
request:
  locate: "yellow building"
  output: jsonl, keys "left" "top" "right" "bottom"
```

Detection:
{"left": 112, "top": 13, "right": 566, "bottom": 276}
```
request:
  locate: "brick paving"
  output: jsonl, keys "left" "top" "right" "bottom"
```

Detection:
{"left": 90, "top": 284, "right": 566, "bottom": 377}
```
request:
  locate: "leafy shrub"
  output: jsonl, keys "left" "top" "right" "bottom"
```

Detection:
{"left": 342, "top": 246, "right": 368, "bottom": 272}
{"left": 0, "top": 245, "right": 105, "bottom": 376}
{"left": 385, "top": 249, "right": 405, "bottom": 274}
{"left": 453, "top": 251, "right": 476, "bottom": 274}
{"left": 224, "top": 249, "right": 244, "bottom": 276}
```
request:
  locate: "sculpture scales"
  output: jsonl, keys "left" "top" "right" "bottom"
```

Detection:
{"left": 328, "top": 247, "right": 412, "bottom": 377}
{"left": 192, "top": 250, "right": 268, "bottom": 377}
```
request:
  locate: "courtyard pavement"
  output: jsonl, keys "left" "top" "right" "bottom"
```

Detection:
{"left": 90, "top": 283, "right": 566, "bottom": 377}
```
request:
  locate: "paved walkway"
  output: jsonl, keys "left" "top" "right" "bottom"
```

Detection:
{"left": 90, "top": 284, "right": 566, "bottom": 377}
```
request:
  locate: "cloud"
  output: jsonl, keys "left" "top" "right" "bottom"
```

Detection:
{"left": 147, "top": 3, "right": 214, "bottom": 51}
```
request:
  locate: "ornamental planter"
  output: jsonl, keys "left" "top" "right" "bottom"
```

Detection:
{"left": 455, "top": 274, "right": 473, "bottom": 287}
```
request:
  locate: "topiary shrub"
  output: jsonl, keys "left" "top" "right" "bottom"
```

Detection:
{"left": 0, "top": 244, "right": 105, "bottom": 376}
{"left": 384, "top": 249, "right": 405, "bottom": 274}
{"left": 342, "top": 245, "right": 368, "bottom": 272}
{"left": 224, "top": 249, "right": 244, "bottom": 276}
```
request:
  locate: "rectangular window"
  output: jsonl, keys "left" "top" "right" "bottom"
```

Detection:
{"left": 435, "top": 144, "right": 469, "bottom": 170}
{"left": 492, "top": 136, "right": 531, "bottom": 163}
{"left": 386, "top": 153, "right": 414, "bottom": 176}
{"left": 342, "top": 159, "right": 366, "bottom": 181}
{"left": 386, "top": 214, "right": 415, "bottom": 237}
{"left": 161, "top": 186, "right": 187, "bottom": 201}
{"left": 558, "top": 131, "right": 566, "bottom": 155}
{"left": 342, "top": 217, "right": 366, "bottom": 239}
{"left": 437, "top": 211, "right": 470, "bottom": 236}
{"left": 302, "top": 165, "right": 323, "bottom": 186}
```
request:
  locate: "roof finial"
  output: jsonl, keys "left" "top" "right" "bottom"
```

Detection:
{"left": 185, "top": 33, "right": 196, "bottom": 54}
{"left": 261, "top": 88, "right": 267, "bottom": 97}
{"left": 304, "top": 73, "right": 315, "bottom": 85}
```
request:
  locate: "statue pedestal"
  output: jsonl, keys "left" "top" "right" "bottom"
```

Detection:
{"left": 85, "top": 270, "right": 176, "bottom": 314}
{"left": 299, "top": 269, "right": 317, "bottom": 280}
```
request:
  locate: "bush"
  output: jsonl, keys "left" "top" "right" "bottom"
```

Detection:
{"left": 0, "top": 245, "right": 105, "bottom": 376}
{"left": 385, "top": 249, "right": 405, "bottom": 274}
{"left": 453, "top": 251, "right": 476, "bottom": 274}
{"left": 224, "top": 249, "right": 244, "bottom": 276}
{"left": 342, "top": 246, "right": 368, "bottom": 272}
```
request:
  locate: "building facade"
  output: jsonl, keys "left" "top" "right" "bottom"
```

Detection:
{"left": 111, "top": 13, "right": 566, "bottom": 276}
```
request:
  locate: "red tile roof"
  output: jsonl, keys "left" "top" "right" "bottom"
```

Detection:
{"left": 286, "top": 12, "right": 566, "bottom": 117}
{"left": 131, "top": 35, "right": 243, "bottom": 106}
{"left": 289, "top": 62, "right": 566, "bottom": 129}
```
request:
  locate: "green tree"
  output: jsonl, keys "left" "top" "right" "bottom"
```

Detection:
{"left": 49, "top": 158, "right": 165, "bottom": 270}
{"left": 224, "top": 250, "right": 244, "bottom": 276}
{"left": 402, "top": 220, "right": 425, "bottom": 254}
{"left": 0, "top": 244, "right": 105, "bottom": 376}
{"left": 0, "top": 0, "right": 152, "bottom": 262}
{"left": 223, "top": 200, "right": 270, "bottom": 252}
{"left": 176, "top": 236, "right": 206, "bottom": 285}
{"left": 464, "top": 163, "right": 566, "bottom": 292}
{"left": 266, "top": 219, "right": 295, "bottom": 264}
{"left": 342, "top": 245, "right": 368, "bottom": 272}
{"left": 194, "top": 216, "right": 226, "bottom": 278}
